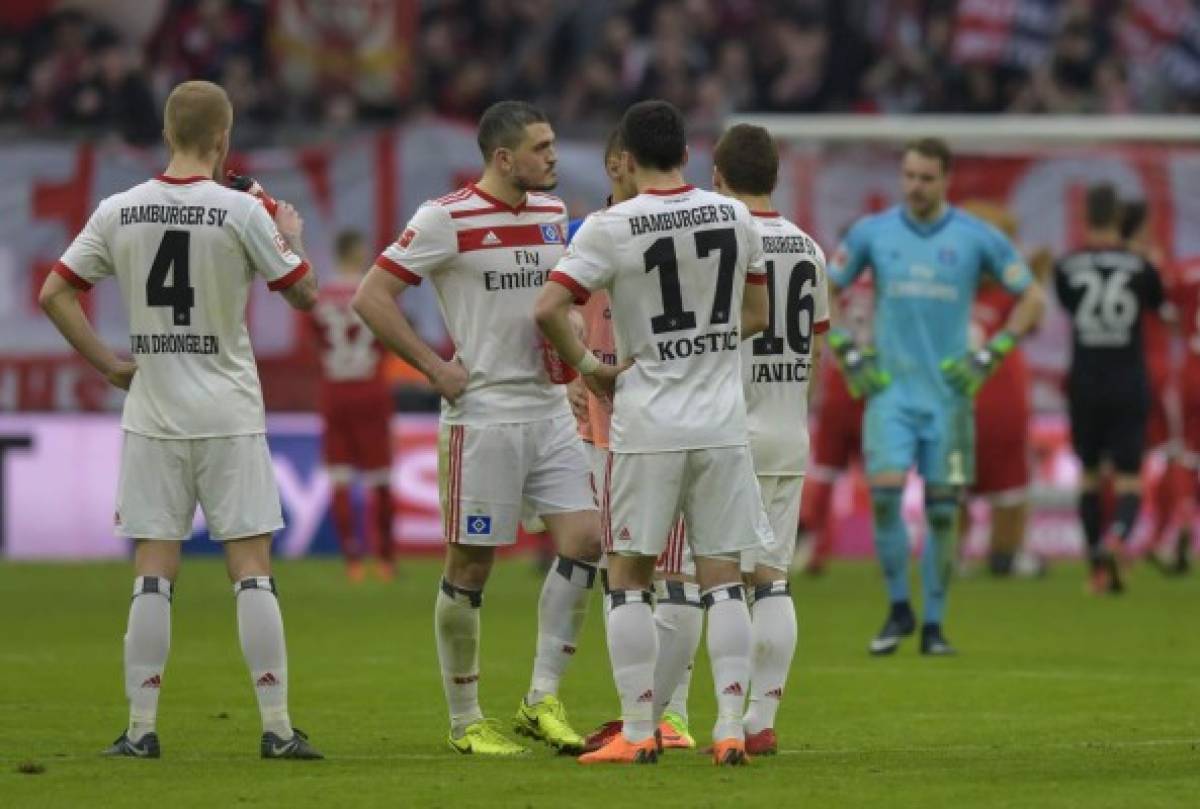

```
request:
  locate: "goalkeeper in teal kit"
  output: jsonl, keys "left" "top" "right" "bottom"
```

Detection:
{"left": 827, "top": 139, "right": 1045, "bottom": 655}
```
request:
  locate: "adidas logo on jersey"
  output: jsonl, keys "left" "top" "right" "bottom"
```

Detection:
{"left": 618, "top": 527, "right": 632, "bottom": 542}
{"left": 482, "top": 231, "right": 501, "bottom": 246}
{"left": 256, "top": 672, "right": 280, "bottom": 687}
{"left": 140, "top": 674, "right": 162, "bottom": 689}
{"left": 722, "top": 682, "right": 744, "bottom": 697}
{"left": 636, "top": 689, "right": 654, "bottom": 703}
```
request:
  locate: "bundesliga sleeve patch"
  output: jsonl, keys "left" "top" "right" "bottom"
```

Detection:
{"left": 273, "top": 232, "right": 297, "bottom": 260}
{"left": 465, "top": 515, "right": 492, "bottom": 537}
{"left": 398, "top": 226, "right": 418, "bottom": 250}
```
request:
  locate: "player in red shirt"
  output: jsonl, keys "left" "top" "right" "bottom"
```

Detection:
{"left": 1168, "top": 257, "right": 1200, "bottom": 574}
{"left": 1122, "top": 201, "right": 1192, "bottom": 575}
{"left": 960, "top": 201, "right": 1048, "bottom": 577}
{"left": 801, "top": 279, "right": 869, "bottom": 574}
{"left": 309, "top": 230, "right": 395, "bottom": 582}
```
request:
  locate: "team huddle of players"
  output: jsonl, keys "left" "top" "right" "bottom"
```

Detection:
{"left": 40, "top": 77, "right": 1193, "bottom": 765}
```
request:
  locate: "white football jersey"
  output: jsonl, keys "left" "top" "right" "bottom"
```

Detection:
{"left": 378, "top": 184, "right": 571, "bottom": 425}
{"left": 741, "top": 213, "right": 830, "bottom": 475}
{"left": 55, "top": 175, "right": 309, "bottom": 438}
{"left": 552, "top": 185, "right": 766, "bottom": 453}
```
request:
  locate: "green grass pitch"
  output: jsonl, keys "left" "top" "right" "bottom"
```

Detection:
{"left": 1, "top": 558, "right": 1197, "bottom": 807}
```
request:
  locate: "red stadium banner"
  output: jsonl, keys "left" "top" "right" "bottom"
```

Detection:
{"left": 269, "top": 0, "right": 419, "bottom": 106}
{"left": 4, "top": 128, "right": 1200, "bottom": 414}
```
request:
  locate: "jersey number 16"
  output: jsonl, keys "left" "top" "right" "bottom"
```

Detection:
{"left": 752, "top": 259, "right": 818, "bottom": 357}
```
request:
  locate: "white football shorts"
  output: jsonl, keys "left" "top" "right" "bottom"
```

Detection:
{"left": 116, "top": 431, "right": 284, "bottom": 541}
{"left": 740, "top": 475, "right": 804, "bottom": 574}
{"left": 438, "top": 413, "right": 595, "bottom": 546}
{"left": 604, "top": 445, "right": 772, "bottom": 561}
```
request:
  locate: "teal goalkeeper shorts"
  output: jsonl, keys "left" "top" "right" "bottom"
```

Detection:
{"left": 863, "top": 387, "right": 975, "bottom": 486}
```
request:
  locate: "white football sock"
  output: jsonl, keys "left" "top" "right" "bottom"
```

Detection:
{"left": 234, "top": 577, "right": 292, "bottom": 738}
{"left": 652, "top": 580, "right": 703, "bottom": 724}
{"left": 704, "top": 585, "right": 752, "bottom": 742}
{"left": 436, "top": 580, "right": 484, "bottom": 736}
{"left": 606, "top": 590, "right": 657, "bottom": 743}
{"left": 124, "top": 576, "right": 171, "bottom": 741}
{"left": 744, "top": 581, "right": 797, "bottom": 734}
{"left": 666, "top": 663, "right": 694, "bottom": 723}
{"left": 527, "top": 556, "right": 596, "bottom": 704}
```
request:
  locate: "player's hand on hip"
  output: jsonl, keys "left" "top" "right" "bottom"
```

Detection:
{"left": 432, "top": 358, "right": 469, "bottom": 404}
{"left": 105, "top": 360, "right": 137, "bottom": 391}
{"left": 583, "top": 358, "right": 633, "bottom": 402}
{"left": 274, "top": 201, "right": 303, "bottom": 244}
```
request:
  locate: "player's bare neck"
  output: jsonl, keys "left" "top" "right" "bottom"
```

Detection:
{"left": 1084, "top": 227, "right": 1123, "bottom": 249}
{"left": 163, "top": 153, "right": 216, "bottom": 182}
{"left": 475, "top": 171, "right": 526, "bottom": 210}
{"left": 906, "top": 201, "right": 947, "bottom": 225}
{"left": 635, "top": 168, "right": 688, "bottom": 195}
{"left": 730, "top": 193, "right": 774, "bottom": 214}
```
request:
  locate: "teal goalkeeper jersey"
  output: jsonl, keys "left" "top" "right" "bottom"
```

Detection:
{"left": 827, "top": 205, "right": 1032, "bottom": 402}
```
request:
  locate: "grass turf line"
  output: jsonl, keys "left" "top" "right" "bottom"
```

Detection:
{"left": 0, "top": 558, "right": 1196, "bottom": 807}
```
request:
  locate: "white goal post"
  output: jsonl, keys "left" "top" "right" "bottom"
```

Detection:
{"left": 725, "top": 114, "right": 1199, "bottom": 146}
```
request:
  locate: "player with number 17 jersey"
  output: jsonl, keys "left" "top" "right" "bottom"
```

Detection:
{"left": 551, "top": 183, "right": 772, "bottom": 560}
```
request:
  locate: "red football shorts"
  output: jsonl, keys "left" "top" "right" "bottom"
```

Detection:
{"left": 1144, "top": 357, "right": 1174, "bottom": 452}
{"left": 971, "top": 350, "right": 1030, "bottom": 497}
{"left": 811, "top": 366, "right": 864, "bottom": 473}
{"left": 322, "top": 392, "right": 393, "bottom": 472}
{"left": 1180, "top": 365, "right": 1200, "bottom": 463}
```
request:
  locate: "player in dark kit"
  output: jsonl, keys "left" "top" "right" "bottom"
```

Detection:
{"left": 1055, "top": 184, "right": 1167, "bottom": 594}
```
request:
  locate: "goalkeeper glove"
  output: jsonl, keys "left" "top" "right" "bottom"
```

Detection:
{"left": 827, "top": 329, "right": 891, "bottom": 399}
{"left": 940, "top": 331, "right": 1016, "bottom": 396}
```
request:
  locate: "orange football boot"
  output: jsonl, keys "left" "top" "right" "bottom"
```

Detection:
{"left": 578, "top": 734, "right": 658, "bottom": 764}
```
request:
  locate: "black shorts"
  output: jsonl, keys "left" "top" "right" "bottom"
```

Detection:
{"left": 1067, "top": 375, "right": 1149, "bottom": 474}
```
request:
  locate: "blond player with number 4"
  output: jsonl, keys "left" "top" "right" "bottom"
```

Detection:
{"left": 39, "top": 80, "right": 323, "bottom": 760}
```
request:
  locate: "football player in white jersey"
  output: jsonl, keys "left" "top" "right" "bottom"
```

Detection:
{"left": 536, "top": 100, "right": 772, "bottom": 765}
{"left": 714, "top": 123, "right": 829, "bottom": 754}
{"left": 38, "top": 81, "right": 322, "bottom": 760}
{"left": 353, "top": 101, "right": 601, "bottom": 756}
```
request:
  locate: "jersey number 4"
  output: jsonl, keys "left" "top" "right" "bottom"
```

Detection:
{"left": 752, "top": 259, "right": 818, "bottom": 356}
{"left": 146, "top": 229, "right": 195, "bottom": 326}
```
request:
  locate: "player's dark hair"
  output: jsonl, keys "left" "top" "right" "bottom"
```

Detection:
{"left": 334, "top": 230, "right": 364, "bottom": 261}
{"left": 1085, "top": 183, "right": 1120, "bottom": 229}
{"left": 713, "top": 124, "right": 779, "bottom": 196}
{"left": 477, "top": 100, "right": 549, "bottom": 162}
{"left": 903, "top": 137, "right": 952, "bottom": 173}
{"left": 619, "top": 100, "right": 686, "bottom": 172}
{"left": 1119, "top": 198, "right": 1147, "bottom": 241}
{"left": 603, "top": 127, "right": 623, "bottom": 161}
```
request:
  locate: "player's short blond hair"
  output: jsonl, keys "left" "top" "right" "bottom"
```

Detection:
{"left": 163, "top": 81, "right": 232, "bottom": 157}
